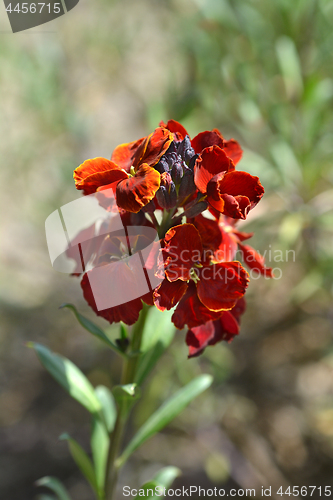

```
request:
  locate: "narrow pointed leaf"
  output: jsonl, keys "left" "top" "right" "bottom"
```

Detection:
{"left": 134, "top": 482, "right": 157, "bottom": 500}
{"left": 60, "top": 303, "right": 125, "bottom": 357}
{"left": 153, "top": 466, "right": 181, "bottom": 486}
{"left": 120, "top": 322, "right": 128, "bottom": 339}
{"left": 91, "top": 416, "right": 110, "bottom": 496}
{"left": 29, "top": 343, "right": 101, "bottom": 414}
{"left": 140, "top": 308, "right": 174, "bottom": 353}
{"left": 134, "top": 466, "right": 181, "bottom": 500}
{"left": 35, "top": 477, "right": 71, "bottom": 500}
{"left": 135, "top": 309, "right": 175, "bottom": 385}
{"left": 118, "top": 375, "right": 213, "bottom": 466}
{"left": 60, "top": 434, "right": 97, "bottom": 494}
{"left": 95, "top": 385, "right": 117, "bottom": 432}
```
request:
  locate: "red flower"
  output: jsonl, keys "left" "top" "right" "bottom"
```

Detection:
{"left": 73, "top": 127, "right": 173, "bottom": 213}
{"left": 186, "top": 298, "right": 246, "bottom": 357}
{"left": 81, "top": 272, "right": 153, "bottom": 326}
{"left": 66, "top": 120, "right": 270, "bottom": 351}
{"left": 193, "top": 214, "right": 274, "bottom": 277}
{"left": 161, "top": 120, "right": 243, "bottom": 165}
{"left": 160, "top": 120, "right": 263, "bottom": 219}
{"left": 194, "top": 146, "right": 264, "bottom": 219}
{"left": 67, "top": 210, "right": 159, "bottom": 325}
{"left": 159, "top": 119, "right": 189, "bottom": 142}
{"left": 154, "top": 223, "right": 249, "bottom": 329}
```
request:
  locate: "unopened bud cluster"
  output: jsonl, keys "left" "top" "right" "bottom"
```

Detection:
{"left": 154, "top": 136, "right": 197, "bottom": 209}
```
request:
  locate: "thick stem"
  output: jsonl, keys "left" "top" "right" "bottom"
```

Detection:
{"left": 105, "top": 305, "right": 150, "bottom": 500}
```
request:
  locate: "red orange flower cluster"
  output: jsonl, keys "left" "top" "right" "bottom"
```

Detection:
{"left": 72, "top": 120, "right": 272, "bottom": 357}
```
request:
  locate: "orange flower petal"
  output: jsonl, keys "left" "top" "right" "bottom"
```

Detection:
{"left": 153, "top": 279, "right": 188, "bottom": 311}
{"left": 238, "top": 243, "right": 274, "bottom": 277}
{"left": 74, "top": 158, "right": 128, "bottom": 195}
{"left": 111, "top": 137, "right": 146, "bottom": 172}
{"left": 194, "top": 146, "right": 234, "bottom": 193}
{"left": 213, "top": 228, "right": 238, "bottom": 262}
{"left": 192, "top": 214, "right": 222, "bottom": 254}
{"left": 186, "top": 296, "right": 246, "bottom": 357}
{"left": 172, "top": 281, "right": 223, "bottom": 329}
{"left": 81, "top": 272, "right": 145, "bottom": 325}
{"left": 159, "top": 119, "right": 189, "bottom": 140}
{"left": 136, "top": 127, "right": 173, "bottom": 168}
{"left": 186, "top": 321, "right": 216, "bottom": 358}
{"left": 223, "top": 139, "right": 243, "bottom": 165}
{"left": 162, "top": 223, "right": 203, "bottom": 282}
{"left": 197, "top": 262, "right": 249, "bottom": 311}
{"left": 207, "top": 171, "right": 264, "bottom": 219}
{"left": 116, "top": 163, "right": 161, "bottom": 213}
{"left": 191, "top": 130, "right": 224, "bottom": 154}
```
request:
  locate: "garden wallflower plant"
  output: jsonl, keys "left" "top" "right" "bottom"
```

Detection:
{"left": 36, "top": 120, "right": 273, "bottom": 500}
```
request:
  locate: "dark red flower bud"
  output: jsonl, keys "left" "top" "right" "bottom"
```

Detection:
{"left": 155, "top": 156, "right": 169, "bottom": 174}
{"left": 156, "top": 172, "right": 177, "bottom": 209}
{"left": 184, "top": 200, "right": 208, "bottom": 218}
{"left": 166, "top": 152, "right": 179, "bottom": 168}
{"left": 171, "top": 161, "right": 183, "bottom": 184}
{"left": 178, "top": 168, "right": 196, "bottom": 200}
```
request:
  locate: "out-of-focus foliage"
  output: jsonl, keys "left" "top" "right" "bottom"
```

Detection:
{"left": 0, "top": 0, "right": 332, "bottom": 499}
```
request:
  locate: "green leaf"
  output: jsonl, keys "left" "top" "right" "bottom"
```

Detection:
{"left": 91, "top": 416, "right": 110, "bottom": 497}
{"left": 60, "top": 303, "right": 125, "bottom": 357}
{"left": 276, "top": 35, "right": 303, "bottom": 98}
{"left": 28, "top": 343, "right": 101, "bottom": 414}
{"left": 134, "top": 466, "right": 181, "bottom": 500}
{"left": 35, "top": 477, "right": 72, "bottom": 500}
{"left": 37, "top": 496, "right": 56, "bottom": 500}
{"left": 153, "top": 466, "right": 181, "bottom": 486}
{"left": 112, "top": 383, "right": 141, "bottom": 416}
{"left": 112, "top": 383, "right": 141, "bottom": 403}
{"left": 95, "top": 385, "right": 117, "bottom": 432}
{"left": 140, "top": 308, "right": 174, "bottom": 353}
{"left": 117, "top": 375, "right": 213, "bottom": 466}
{"left": 133, "top": 482, "right": 158, "bottom": 500}
{"left": 135, "top": 308, "right": 175, "bottom": 385}
{"left": 60, "top": 434, "right": 97, "bottom": 494}
{"left": 120, "top": 322, "right": 128, "bottom": 340}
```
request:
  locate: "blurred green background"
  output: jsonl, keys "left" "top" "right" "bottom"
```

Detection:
{"left": 1, "top": 0, "right": 333, "bottom": 498}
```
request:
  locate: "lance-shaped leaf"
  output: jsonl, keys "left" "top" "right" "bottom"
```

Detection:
{"left": 153, "top": 466, "right": 181, "bottom": 486}
{"left": 91, "top": 415, "right": 110, "bottom": 497}
{"left": 35, "top": 477, "right": 72, "bottom": 500}
{"left": 135, "top": 309, "right": 175, "bottom": 385}
{"left": 60, "top": 303, "right": 125, "bottom": 357}
{"left": 134, "top": 466, "right": 181, "bottom": 500}
{"left": 28, "top": 343, "right": 101, "bottom": 414}
{"left": 60, "top": 434, "right": 97, "bottom": 494}
{"left": 95, "top": 385, "right": 117, "bottom": 432}
{"left": 117, "top": 375, "right": 213, "bottom": 466}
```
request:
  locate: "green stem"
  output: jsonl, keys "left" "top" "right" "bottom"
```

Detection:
{"left": 105, "top": 305, "right": 150, "bottom": 500}
{"left": 159, "top": 208, "right": 177, "bottom": 238}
